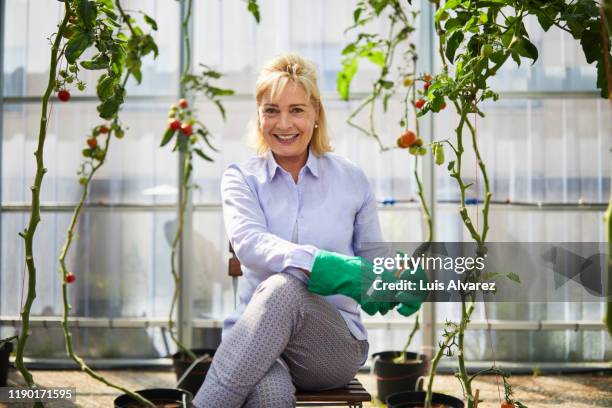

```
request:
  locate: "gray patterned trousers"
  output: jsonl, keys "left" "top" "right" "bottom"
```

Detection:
{"left": 192, "top": 273, "right": 369, "bottom": 408}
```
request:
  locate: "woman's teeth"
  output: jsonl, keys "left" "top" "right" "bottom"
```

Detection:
{"left": 275, "top": 134, "right": 299, "bottom": 141}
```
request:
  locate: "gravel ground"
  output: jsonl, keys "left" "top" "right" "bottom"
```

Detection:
{"left": 2, "top": 368, "right": 610, "bottom": 407}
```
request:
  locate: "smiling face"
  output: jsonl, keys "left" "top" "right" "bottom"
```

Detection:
{"left": 258, "top": 82, "right": 318, "bottom": 168}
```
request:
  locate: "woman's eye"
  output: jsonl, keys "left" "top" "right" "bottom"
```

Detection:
{"left": 264, "top": 108, "right": 278, "bottom": 114}
{"left": 291, "top": 108, "right": 304, "bottom": 113}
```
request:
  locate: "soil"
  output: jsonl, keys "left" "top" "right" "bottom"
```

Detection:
{"left": 390, "top": 358, "right": 424, "bottom": 365}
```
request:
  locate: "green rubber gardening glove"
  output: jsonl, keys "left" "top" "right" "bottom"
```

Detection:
{"left": 362, "top": 261, "right": 428, "bottom": 317}
{"left": 307, "top": 250, "right": 427, "bottom": 316}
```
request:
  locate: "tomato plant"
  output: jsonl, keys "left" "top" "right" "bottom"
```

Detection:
{"left": 338, "top": 1, "right": 609, "bottom": 408}
{"left": 158, "top": 0, "right": 258, "bottom": 362}
{"left": 51, "top": 1, "right": 160, "bottom": 407}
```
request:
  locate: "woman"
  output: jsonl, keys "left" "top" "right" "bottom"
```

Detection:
{"left": 193, "top": 54, "right": 420, "bottom": 408}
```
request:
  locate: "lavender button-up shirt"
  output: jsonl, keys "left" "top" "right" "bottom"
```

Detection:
{"left": 221, "top": 149, "right": 386, "bottom": 341}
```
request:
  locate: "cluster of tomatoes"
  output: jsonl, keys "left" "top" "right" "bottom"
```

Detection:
{"left": 396, "top": 130, "right": 426, "bottom": 156}
{"left": 80, "top": 125, "right": 110, "bottom": 169}
{"left": 167, "top": 98, "right": 195, "bottom": 137}
{"left": 404, "top": 73, "right": 447, "bottom": 112}
{"left": 56, "top": 64, "right": 85, "bottom": 102}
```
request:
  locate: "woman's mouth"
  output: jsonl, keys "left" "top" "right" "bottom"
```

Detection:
{"left": 274, "top": 133, "right": 299, "bottom": 144}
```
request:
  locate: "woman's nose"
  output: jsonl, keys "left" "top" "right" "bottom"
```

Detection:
{"left": 277, "top": 112, "right": 291, "bottom": 129}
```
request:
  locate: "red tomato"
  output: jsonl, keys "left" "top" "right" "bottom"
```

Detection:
{"left": 501, "top": 402, "right": 514, "bottom": 408}
{"left": 86, "top": 138, "right": 98, "bottom": 149}
{"left": 397, "top": 130, "right": 417, "bottom": 148}
{"left": 415, "top": 99, "right": 426, "bottom": 109}
{"left": 57, "top": 90, "right": 71, "bottom": 102}
{"left": 423, "top": 74, "right": 432, "bottom": 82}
{"left": 424, "top": 82, "right": 431, "bottom": 91}
{"left": 168, "top": 118, "right": 181, "bottom": 131}
{"left": 178, "top": 98, "right": 189, "bottom": 109}
{"left": 65, "top": 273, "right": 76, "bottom": 284}
{"left": 180, "top": 123, "right": 193, "bottom": 136}
{"left": 98, "top": 126, "right": 109, "bottom": 134}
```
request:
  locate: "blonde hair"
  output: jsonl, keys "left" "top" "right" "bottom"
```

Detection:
{"left": 251, "top": 53, "right": 332, "bottom": 156}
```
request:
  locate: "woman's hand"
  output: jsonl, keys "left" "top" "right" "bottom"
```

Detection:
{"left": 306, "top": 250, "right": 427, "bottom": 316}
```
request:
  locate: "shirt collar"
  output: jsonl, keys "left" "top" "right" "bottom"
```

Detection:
{"left": 265, "top": 148, "right": 320, "bottom": 180}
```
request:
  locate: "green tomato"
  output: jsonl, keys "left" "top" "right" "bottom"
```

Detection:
{"left": 409, "top": 146, "right": 419, "bottom": 155}
{"left": 115, "top": 129, "right": 125, "bottom": 139}
{"left": 82, "top": 148, "right": 92, "bottom": 158}
{"left": 435, "top": 144, "right": 445, "bottom": 165}
{"left": 481, "top": 44, "right": 493, "bottom": 58}
{"left": 79, "top": 177, "right": 88, "bottom": 185}
{"left": 418, "top": 147, "right": 427, "bottom": 156}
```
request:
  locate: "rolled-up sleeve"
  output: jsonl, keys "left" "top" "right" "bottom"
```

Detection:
{"left": 221, "top": 165, "right": 317, "bottom": 278}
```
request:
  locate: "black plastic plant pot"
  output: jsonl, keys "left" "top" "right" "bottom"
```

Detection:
{"left": 372, "top": 351, "right": 429, "bottom": 402}
{"left": 171, "top": 348, "right": 216, "bottom": 396}
{"left": 386, "top": 391, "right": 464, "bottom": 408}
{"left": 0, "top": 341, "right": 13, "bottom": 387}
{"left": 114, "top": 388, "right": 192, "bottom": 407}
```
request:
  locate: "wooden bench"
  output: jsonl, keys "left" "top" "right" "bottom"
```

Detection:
{"left": 228, "top": 244, "right": 372, "bottom": 408}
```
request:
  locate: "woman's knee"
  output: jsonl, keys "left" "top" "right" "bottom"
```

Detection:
{"left": 253, "top": 273, "right": 307, "bottom": 306}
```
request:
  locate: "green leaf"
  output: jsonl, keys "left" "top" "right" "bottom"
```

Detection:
{"left": 214, "top": 100, "right": 227, "bottom": 120}
{"left": 515, "top": 37, "right": 538, "bottom": 64}
{"left": 506, "top": 272, "right": 521, "bottom": 283}
{"left": 439, "top": 0, "right": 462, "bottom": 14}
{"left": 208, "top": 86, "right": 234, "bottom": 96}
{"left": 475, "top": 0, "right": 505, "bottom": 6}
{"left": 511, "top": 50, "right": 521, "bottom": 66}
{"left": 247, "top": 0, "right": 260, "bottom": 23}
{"left": 353, "top": 7, "right": 362, "bottom": 24}
{"left": 132, "top": 67, "right": 142, "bottom": 84}
{"left": 141, "top": 34, "right": 159, "bottom": 58}
{"left": 534, "top": 9, "right": 554, "bottom": 32}
{"left": 481, "top": 272, "right": 501, "bottom": 280}
{"left": 445, "top": 30, "right": 464, "bottom": 63}
{"left": 580, "top": 28, "right": 601, "bottom": 64}
{"left": 97, "top": 87, "right": 124, "bottom": 119}
{"left": 160, "top": 128, "right": 176, "bottom": 147}
{"left": 194, "top": 148, "right": 214, "bottom": 162}
{"left": 80, "top": 53, "right": 110, "bottom": 70}
{"left": 447, "top": 160, "right": 455, "bottom": 171}
{"left": 444, "top": 18, "right": 463, "bottom": 35}
{"left": 489, "top": 50, "right": 505, "bottom": 65}
{"left": 197, "top": 129, "right": 219, "bottom": 152}
{"left": 65, "top": 32, "right": 93, "bottom": 64}
{"left": 96, "top": 74, "right": 115, "bottom": 100}
{"left": 366, "top": 50, "right": 386, "bottom": 67}
{"left": 143, "top": 14, "right": 158, "bottom": 31}
{"left": 76, "top": 0, "right": 97, "bottom": 32}
{"left": 336, "top": 57, "right": 358, "bottom": 101}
